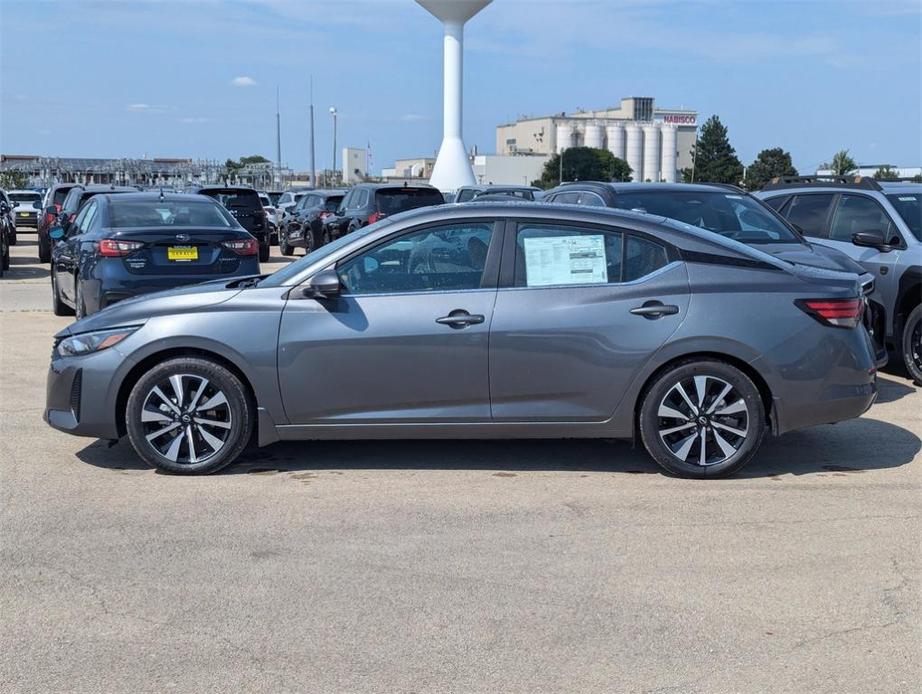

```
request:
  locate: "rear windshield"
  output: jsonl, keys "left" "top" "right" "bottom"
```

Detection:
{"left": 9, "top": 192, "right": 41, "bottom": 203}
{"left": 325, "top": 195, "right": 343, "bottom": 211}
{"left": 53, "top": 187, "right": 74, "bottom": 206}
{"left": 109, "top": 201, "right": 233, "bottom": 228}
{"left": 201, "top": 190, "right": 261, "bottom": 210}
{"left": 375, "top": 188, "right": 444, "bottom": 215}
{"left": 611, "top": 191, "right": 801, "bottom": 243}
{"left": 258, "top": 195, "right": 271, "bottom": 207}
{"left": 886, "top": 193, "right": 922, "bottom": 241}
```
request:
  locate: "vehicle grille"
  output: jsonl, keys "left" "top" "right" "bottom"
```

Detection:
{"left": 70, "top": 369, "right": 83, "bottom": 422}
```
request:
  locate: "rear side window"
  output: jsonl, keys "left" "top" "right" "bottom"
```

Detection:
{"left": 624, "top": 236, "right": 668, "bottom": 281}
{"left": 783, "top": 194, "right": 834, "bottom": 237}
{"left": 829, "top": 195, "right": 896, "bottom": 243}
{"left": 325, "top": 196, "right": 343, "bottom": 211}
{"left": 515, "top": 224, "right": 623, "bottom": 287}
{"left": 375, "top": 188, "right": 444, "bottom": 215}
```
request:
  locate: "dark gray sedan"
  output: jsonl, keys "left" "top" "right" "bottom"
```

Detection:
{"left": 45, "top": 203, "right": 878, "bottom": 478}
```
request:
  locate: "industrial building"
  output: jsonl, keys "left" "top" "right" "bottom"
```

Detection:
{"left": 496, "top": 96, "right": 697, "bottom": 182}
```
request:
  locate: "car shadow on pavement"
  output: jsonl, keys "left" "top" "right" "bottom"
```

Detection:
{"left": 75, "top": 416, "right": 919, "bottom": 479}
{"left": 875, "top": 375, "right": 916, "bottom": 404}
{"left": 6, "top": 261, "right": 50, "bottom": 280}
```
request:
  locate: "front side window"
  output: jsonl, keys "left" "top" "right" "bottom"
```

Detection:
{"left": 885, "top": 193, "right": 921, "bottom": 242}
{"left": 337, "top": 222, "right": 494, "bottom": 295}
{"left": 829, "top": 195, "right": 897, "bottom": 243}
{"left": 783, "top": 194, "right": 834, "bottom": 237}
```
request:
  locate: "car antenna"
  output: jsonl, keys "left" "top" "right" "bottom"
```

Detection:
{"left": 159, "top": 187, "right": 165, "bottom": 202}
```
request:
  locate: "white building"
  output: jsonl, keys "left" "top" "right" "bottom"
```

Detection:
{"left": 472, "top": 154, "right": 549, "bottom": 186}
{"left": 342, "top": 147, "right": 368, "bottom": 184}
{"left": 496, "top": 96, "right": 697, "bottom": 182}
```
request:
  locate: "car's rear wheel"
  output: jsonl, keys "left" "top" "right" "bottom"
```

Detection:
{"left": 639, "top": 360, "right": 765, "bottom": 478}
{"left": 901, "top": 304, "right": 922, "bottom": 386}
{"left": 51, "top": 272, "right": 74, "bottom": 316}
{"left": 126, "top": 357, "right": 253, "bottom": 474}
{"left": 279, "top": 234, "right": 294, "bottom": 256}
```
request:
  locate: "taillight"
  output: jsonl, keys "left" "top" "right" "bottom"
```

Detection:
{"left": 99, "top": 239, "right": 143, "bottom": 257}
{"left": 222, "top": 238, "right": 258, "bottom": 256}
{"left": 319, "top": 211, "right": 333, "bottom": 220}
{"left": 796, "top": 298, "right": 864, "bottom": 328}
{"left": 367, "top": 211, "right": 386, "bottom": 224}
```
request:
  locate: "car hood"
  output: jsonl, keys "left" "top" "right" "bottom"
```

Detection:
{"left": 54, "top": 277, "right": 249, "bottom": 338}
{"left": 759, "top": 242, "right": 865, "bottom": 275}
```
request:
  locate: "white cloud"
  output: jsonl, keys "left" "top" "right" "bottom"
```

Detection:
{"left": 126, "top": 103, "right": 171, "bottom": 113}
{"left": 230, "top": 76, "right": 256, "bottom": 87}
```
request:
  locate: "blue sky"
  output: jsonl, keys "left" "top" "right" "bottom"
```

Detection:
{"left": 1, "top": 0, "right": 920, "bottom": 174}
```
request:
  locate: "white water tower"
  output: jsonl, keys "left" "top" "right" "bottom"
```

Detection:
{"left": 416, "top": 0, "right": 492, "bottom": 192}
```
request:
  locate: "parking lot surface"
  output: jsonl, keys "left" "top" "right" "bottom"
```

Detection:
{"left": 1, "top": 236, "right": 920, "bottom": 692}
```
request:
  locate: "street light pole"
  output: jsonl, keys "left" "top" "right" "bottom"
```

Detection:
{"left": 559, "top": 147, "right": 565, "bottom": 185}
{"left": 329, "top": 106, "right": 337, "bottom": 185}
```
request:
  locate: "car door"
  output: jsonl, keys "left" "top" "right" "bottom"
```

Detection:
{"left": 55, "top": 200, "right": 96, "bottom": 301}
{"left": 489, "top": 220, "right": 689, "bottom": 421}
{"left": 820, "top": 193, "right": 904, "bottom": 323}
{"left": 277, "top": 219, "right": 501, "bottom": 424}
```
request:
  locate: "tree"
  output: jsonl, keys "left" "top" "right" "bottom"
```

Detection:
{"left": 681, "top": 115, "right": 743, "bottom": 185}
{"left": 873, "top": 165, "right": 900, "bottom": 181}
{"left": 821, "top": 149, "right": 857, "bottom": 175}
{"left": 743, "top": 147, "right": 798, "bottom": 190}
{"left": 0, "top": 171, "right": 28, "bottom": 189}
{"left": 532, "top": 147, "right": 632, "bottom": 188}
{"left": 239, "top": 155, "right": 270, "bottom": 166}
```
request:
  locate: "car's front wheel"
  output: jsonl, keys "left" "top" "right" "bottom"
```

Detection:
{"left": 639, "top": 360, "right": 766, "bottom": 478}
{"left": 126, "top": 357, "right": 253, "bottom": 474}
{"left": 901, "top": 304, "right": 922, "bottom": 386}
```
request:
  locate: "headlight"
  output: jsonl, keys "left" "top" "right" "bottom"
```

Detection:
{"left": 56, "top": 326, "right": 140, "bottom": 357}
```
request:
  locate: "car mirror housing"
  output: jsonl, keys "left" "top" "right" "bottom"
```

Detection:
{"left": 302, "top": 269, "right": 341, "bottom": 299}
{"left": 852, "top": 230, "right": 892, "bottom": 253}
{"left": 49, "top": 227, "right": 66, "bottom": 241}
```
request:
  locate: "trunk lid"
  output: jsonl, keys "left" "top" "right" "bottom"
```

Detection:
{"left": 106, "top": 228, "right": 244, "bottom": 275}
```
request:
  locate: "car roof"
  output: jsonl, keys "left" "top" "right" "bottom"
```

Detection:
{"left": 71, "top": 184, "right": 139, "bottom": 193}
{"left": 97, "top": 192, "right": 222, "bottom": 204}
{"left": 192, "top": 185, "right": 258, "bottom": 193}
{"left": 551, "top": 181, "right": 744, "bottom": 195}
{"left": 353, "top": 183, "right": 440, "bottom": 191}
{"left": 8, "top": 189, "right": 42, "bottom": 195}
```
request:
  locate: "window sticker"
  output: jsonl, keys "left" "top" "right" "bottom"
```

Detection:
{"left": 898, "top": 196, "right": 917, "bottom": 202}
{"left": 523, "top": 235, "right": 608, "bottom": 286}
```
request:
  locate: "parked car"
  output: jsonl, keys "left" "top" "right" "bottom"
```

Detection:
{"left": 275, "top": 189, "right": 313, "bottom": 232}
{"left": 540, "top": 181, "right": 884, "bottom": 363}
{"left": 58, "top": 185, "right": 139, "bottom": 237}
{"left": 37, "top": 183, "right": 80, "bottom": 263}
{"left": 322, "top": 183, "right": 444, "bottom": 241}
{"left": 189, "top": 186, "right": 271, "bottom": 262}
{"left": 0, "top": 194, "right": 12, "bottom": 276}
{"left": 49, "top": 192, "right": 260, "bottom": 318}
{"left": 0, "top": 189, "right": 15, "bottom": 249}
{"left": 279, "top": 190, "right": 345, "bottom": 255}
{"left": 265, "top": 190, "right": 284, "bottom": 207}
{"left": 454, "top": 184, "right": 542, "bottom": 203}
{"left": 756, "top": 177, "right": 922, "bottom": 384}
{"left": 7, "top": 189, "right": 43, "bottom": 230}
{"left": 45, "top": 202, "right": 877, "bottom": 478}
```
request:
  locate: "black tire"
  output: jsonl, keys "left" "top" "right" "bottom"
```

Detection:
{"left": 258, "top": 239, "right": 270, "bottom": 263}
{"left": 9, "top": 231, "right": 17, "bottom": 246}
{"left": 639, "top": 359, "right": 766, "bottom": 478}
{"left": 1, "top": 239, "right": 9, "bottom": 271}
{"left": 51, "top": 272, "right": 74, "bottom": 316}
{"left": 126, "top": 357, "right": 253, "bottom": 474}
{"left": 305, "top": 225, "right": 322, "bottom": 254}
{"left": 901, "top": 304, "right": 922, "bottom": 386}
{"left": 279, "top": 235, "right": 294, "bottom": 256}
{"left": 38, "top": 238, "right": 51, "bottom": 264}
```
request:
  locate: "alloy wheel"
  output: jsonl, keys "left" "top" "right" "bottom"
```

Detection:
{"left": 656, "top": 375, "right": 749, "bottom": 467}
{"left": 911, "top": 320, "right": 922, "bottom": 374}
{"left": 140, "top": 374, "right": 233, "bottom": 465}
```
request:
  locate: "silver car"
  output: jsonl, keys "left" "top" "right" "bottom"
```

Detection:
{"left": 45, "top": 203, "right": 878, "bottom": 478}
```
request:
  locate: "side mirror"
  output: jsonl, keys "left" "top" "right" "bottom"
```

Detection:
{"left": 302, "top": 269, "right": 341, "bottom": 298}
{"left": 852, "top": 230, "right": 892, "bottom": 253}
{"left": 49, "top": 227, "right": 66, "bottom": 241}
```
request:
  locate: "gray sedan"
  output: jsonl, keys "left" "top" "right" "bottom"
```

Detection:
{"left": 45, "top": 203, "right": 878, "bottom": 478}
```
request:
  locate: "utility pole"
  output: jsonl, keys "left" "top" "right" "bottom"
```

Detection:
{"left": 329, "top": 106, "right": 338, "bottom": 185}
{"left": 309, "top": 76, "right": 316, "bottom": 188}
{"left": 275, "top": 86, "right": 282, "bottom": 187}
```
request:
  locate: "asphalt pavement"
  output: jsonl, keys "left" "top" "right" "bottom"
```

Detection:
{"left": 1, "top": 234, "right": 919, "bottom": 693}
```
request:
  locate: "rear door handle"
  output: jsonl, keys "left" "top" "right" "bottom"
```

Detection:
{"left": 436, "top": 310, "right": 485, "bottom": 328}
{"left": 630, "top": 302, "right": 679, "bottom": 318}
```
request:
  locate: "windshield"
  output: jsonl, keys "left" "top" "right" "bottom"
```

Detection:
{"left": 10, "top": 193, "right": 41, "bottom": 203}
{"left": 109, "top": 201, "right": 233, "bottom": 228}
{"left": 887, "top": 193, "right": 922, "bottom": 241}
{"left": 261, "top": 218, "right": 395, "bottom": 287}
{"left": 324, "top": 196, "right": 343, "bottom": 211}
{"left": 611, "top": 191, "right": 801, "bottom": 244}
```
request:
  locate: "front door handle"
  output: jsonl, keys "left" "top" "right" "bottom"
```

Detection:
{"left": 630, "top": 302, "right": 679, "bottom": 319}
{"left": 436, "top": 310, "right": 485, "bottom": 328}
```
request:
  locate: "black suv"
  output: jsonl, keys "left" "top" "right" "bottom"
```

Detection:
{"left": 0, "top": 193, "right": 12, "bottom": 276}
{"left": 189, "top": 186, "right": 270, "bottom": 262}
{"left": 279, "top": 189, "right": 345, "bottom": 255}
{"left": 322, "top": 183, "right": 444, "bottom": 241}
